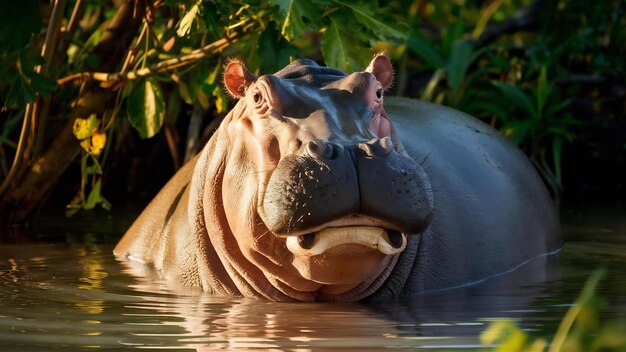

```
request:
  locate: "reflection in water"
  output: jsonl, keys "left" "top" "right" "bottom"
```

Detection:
{"left": 0, "top": 206, "right": 625, "bottom": 350}
{"left": 72, "top": 234, "right": 108, "bottom": 316}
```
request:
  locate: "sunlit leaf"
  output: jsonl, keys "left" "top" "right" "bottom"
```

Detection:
{"left": 177, "top": 79, "right": 194, "bottom": 105}
{"left": 421, "top": 69, "right": 445, "bottom": 102}
{"left": 480, "top": 320, "right": 513, "bottom": 345}
{"left": 196, "top": 89, "right": 210, "bottom": 109}
{"left": 127, "top": 79, "right": 166, "bottom": 138}
{"left": 274, "top": 0, "right": 328, "bottom": 41}
{"left": 177, "top": 0, "right": 202, "bottom": 37}
{"left": 321, "top": 15, "right": 369, "bottom": 71}
{"left": 212, "top": 86, "right": 229, "bottom": 114}
{"left": 335, "top": 0, "right": 407, "bottom": 41}
{"left": 592, "top": 323, "right": 626, "bottom": 350}
{"left": 496, "top": 328, "right": 527, "bottom": 352}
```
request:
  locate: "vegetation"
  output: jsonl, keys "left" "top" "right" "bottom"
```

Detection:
{"left": 0, "top": 0, "right": 624, "bottom": 228}
{"left": 481, "top": 269, "right": 626, "bottom": 351}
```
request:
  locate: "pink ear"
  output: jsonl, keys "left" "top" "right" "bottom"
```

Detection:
{"left": 223, "top": 60, "right": 256, "bottom": 99}
{"left": 366, "top": 54, "right": 394, "bottom": 89}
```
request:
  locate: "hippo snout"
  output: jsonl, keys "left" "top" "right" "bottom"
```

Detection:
{"left": 260, "top": 138, "right": 433, "bottom": 236}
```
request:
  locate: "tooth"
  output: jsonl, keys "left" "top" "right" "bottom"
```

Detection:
{"left": 286, "top": 227, "right": 407, "bottom": 256}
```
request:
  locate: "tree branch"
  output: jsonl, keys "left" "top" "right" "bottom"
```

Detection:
{"left": 57, "top": 33, "right": 237, "bottom": 86}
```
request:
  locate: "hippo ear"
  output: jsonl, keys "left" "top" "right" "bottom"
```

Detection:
{"left": 223, "top": 60, "right": 257, "bottom": 99}
{"left": 366, "top": 54, "right": 394, "bottom": 89}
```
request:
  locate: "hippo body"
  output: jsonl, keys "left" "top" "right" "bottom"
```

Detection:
{"left": 114, "top": 56, "right": 560, "bottom": 301}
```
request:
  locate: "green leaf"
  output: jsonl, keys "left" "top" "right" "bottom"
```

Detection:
{"left": 321, "top": 15, "right": 368, "bottom": 71}
{"left": 3, "top": 52, "right": 57, "bottom": 108}
{"left": 4, "top": 74, "right": 35, "bottom": 108}
{"left": 274, "top": 0, "right": 327, "bottom": 41}
{"left": 212, "top": 86, "right": 229, "bottom": 114}
{"left": 127, "top": 78, "right": 166, "bottom": 138}
{"left": 442, "top": 7, "right": 464, "bottom": 58}
{"left": 545, "top": 98, "right": 571, "bottom": 117}
{"left": 407, "top": 32, "right": 445, "bottom": 69}
{"left": 446, "top": 40, "right": 473, "bottom": 93}
{"left": 536, "top": 66, "right": 550, "bottom": 113}
{"left": 258, "top": 26, "right": 297, "bottom": 73}
{"left": 177, "top": 80, "right": 194, "bottom": 105}
{"left": 466, "top": 100, "right": 510, "bottom": 121}
{"left": 0, "top": 0, "right": 41, "bottom": 53}
{"left": 492, "top": 81, "right": 538, "bottom": 119}
{"left": 21, "top": 68, "right": 57, "bottom": 100}
{"left": 335, "top": 0, "right": 407, "bottom": 41}
{"left": 85, "top": 179, "right": 111, "bottom": 211}
{"left": 507, "top": 120, "right": 531, "bottom": 146}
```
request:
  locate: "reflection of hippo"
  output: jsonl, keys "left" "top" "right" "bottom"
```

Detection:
{"left": 114, "top": 55, "right": 560, "bottom": 302}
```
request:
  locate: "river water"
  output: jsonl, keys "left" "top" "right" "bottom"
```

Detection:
{"left": 1, "top": 205, "right": 625, "bottom": 351}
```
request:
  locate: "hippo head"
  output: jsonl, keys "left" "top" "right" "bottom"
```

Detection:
{"left": 212, "top": 55, "right": 433, "bottom": 301}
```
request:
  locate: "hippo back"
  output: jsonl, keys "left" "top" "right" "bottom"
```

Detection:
{"left": 378, "top": 97, "right": 561, "bottom": 296}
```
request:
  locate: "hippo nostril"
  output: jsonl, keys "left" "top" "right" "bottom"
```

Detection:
{"left": 388, "top": 230, "right": 403, "bottom": 248}
{"left": 306, "top": 140, "right": 324, "bottom": 158}
{"left": 298, "top": 233, "right": 316, "bottom": 249}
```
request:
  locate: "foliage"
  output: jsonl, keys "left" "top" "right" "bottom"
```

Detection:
{"left": 403, "top": 0, "right": 624, "bottom": 201}
{"left": 126, "top": 79, "right": 166, "bottom": 139}
{"left": 481, "top": 269, "right": 626, "bottom": 352}
{"left": 0, "top": 0, "right": 624, "bottom": 219}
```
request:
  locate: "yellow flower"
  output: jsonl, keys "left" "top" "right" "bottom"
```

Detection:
{"left": 73, "top": 114, "right": 100, "bottom": 140}
{"left": 80, "top": 139, "right": 92, "bottom": 153}
{"left": 90, "top": 132, "right": 107, "bottom": 156}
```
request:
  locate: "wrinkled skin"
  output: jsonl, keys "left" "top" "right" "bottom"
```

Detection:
{"left": 114, "top": 55, "right": 560, "bottom": 302}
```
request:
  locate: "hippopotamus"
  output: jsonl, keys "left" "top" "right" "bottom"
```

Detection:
{"left": 114, "top": 54, "right": 560, "bottom": 302}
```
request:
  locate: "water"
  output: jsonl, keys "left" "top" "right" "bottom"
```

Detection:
{"left": 1, "top": 205, "right": 625, "bottom": 351}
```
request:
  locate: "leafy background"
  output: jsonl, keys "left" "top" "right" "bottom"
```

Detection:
{"left": 0, "top": 0, "right": 624, "bottom": 222}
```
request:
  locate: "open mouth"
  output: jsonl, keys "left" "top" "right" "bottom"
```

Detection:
{"left": 285, "top": 226, "right": 407, "bottom": 256}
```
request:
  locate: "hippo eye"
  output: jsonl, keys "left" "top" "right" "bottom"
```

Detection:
{"left": 376, "top": 89, "right": 383, "bottom": 99}
{"left": 253, "top": 92, "right": 262, "bottom": 103}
